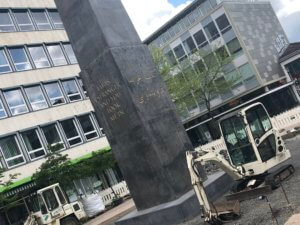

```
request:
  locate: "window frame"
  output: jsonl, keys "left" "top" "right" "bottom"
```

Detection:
{"left": 24, "top": 85, "right": 48, "bottom": 111}
{"left": 28, "top": 45, "right": 51, "bottom": 69}
{"left": 12, "top": 9, "right": 35, "bottom": 32}
{"left": 21, "top": 128, "right": 46, "bottom": 161}
{"left": 0, "top": 98, "right": 7, "bottom": 119}
{"left": 3, "top": 88, "right": 29, "bottom": 116}
{"left": 60, "top": 119, "right": 83, "bottom": 147}
{"left": 77, "top": 114, "right": 99, "bottom": 141}
{"left": 48, "top": 10, "right": 64, "bottom": 30}
{"left": 0, "top": 48, "right": 12, "bottom": 74}
{"left": 0, "top": 10, "right": 16, "bottom": 32}
{"left": 61, "top": 79, "right": 82, "bottom": 102}
{"left": 41, "top": 123, "right": 66, "bottom": 151}
{"left": 0, "top": 135, "right": 26, "bottom": 169}
{"left": 8, "top": 46, "right": 32, "bottom": 72}
{"left": 31, "top": 9, "right": 52, "bottom": 31}
{"left": 44, "top": 82, "right": 66, "bottom": 106}
{"left": 46, "top": 44, "right": 68, "bottom": 66}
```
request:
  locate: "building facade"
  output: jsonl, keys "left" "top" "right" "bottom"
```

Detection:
{"left": 0, "top": 1, "right": 125, "bottom": 223}
{"left": 144, "top": 0, "right": 299, "bottom": 147}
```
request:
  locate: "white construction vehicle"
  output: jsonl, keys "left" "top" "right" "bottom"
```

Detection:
{"left": 186, "top": 102, "right": 295, "bottom": 224}
{"left": 25, "top": 183, "right": 86, "bottom": 225}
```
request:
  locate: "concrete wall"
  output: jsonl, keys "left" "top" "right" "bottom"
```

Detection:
{"left": 0, "top": 65, "right": 80, "bottom": 89}
{"left": 0, "top": 100, "right": 93, "bottom": 135}
{"left": 0, "top": 0, "right": 56, "bottom": 8}
{"left": 0, "top": 30, "right": 69, "bottom": 46}
{"left": 225, "top": 2, "right": 288, "bottom": 85}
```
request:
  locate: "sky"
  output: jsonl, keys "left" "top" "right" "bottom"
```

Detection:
{"left": 121, "top": 0, "right": 300, "bottom": 42}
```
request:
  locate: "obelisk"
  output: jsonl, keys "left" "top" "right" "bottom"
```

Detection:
{"left": 54, "top": 0, "right": 208, "bottom": 224}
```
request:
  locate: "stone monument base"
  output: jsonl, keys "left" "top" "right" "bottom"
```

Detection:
{"left": 116, "top": 172, "right": 234, "bottom": 225}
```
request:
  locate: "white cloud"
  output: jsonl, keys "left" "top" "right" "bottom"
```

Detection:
{"left": 121, "top": 0, "right": 192, "bottom": 41}
{"left": 276, "top": 0, "right": 300, "bottom": 18}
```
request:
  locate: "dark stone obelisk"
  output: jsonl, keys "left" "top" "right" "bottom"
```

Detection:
{"left": 54, "top": 0, "right": 214, "bottom": 224}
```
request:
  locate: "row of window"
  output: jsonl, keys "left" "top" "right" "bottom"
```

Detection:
{"left": 0, "top": 42, "right": 77, "bottom": 74}
{"left": 165, "top": 13, "right": 237, "bottom": 65}
{"left": 0, "top": 8, "right": 63, "bottom": 32}
{"left": 0, "top": 112, "right": 102, "bottom": 169}
{"left": 0, "top": 77, "right": 87, "bottom": 118}
{"left": 151, "top": 0, "right": 218, "bottom": 47}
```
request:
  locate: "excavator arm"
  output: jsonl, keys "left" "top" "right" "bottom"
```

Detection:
{"left": 186, "top": 150, "right": 241, "bottom": 224}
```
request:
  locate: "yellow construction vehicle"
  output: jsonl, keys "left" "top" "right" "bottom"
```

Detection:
{"left": 186, "top": 102, "right": 295, "bottom": 224}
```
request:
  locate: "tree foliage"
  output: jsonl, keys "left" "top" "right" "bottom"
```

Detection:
{"left": 152, "top": 46, "right": 240, "bottom": 119}
{"left": 32, "top": 144, "right": 115, "bottom": 189}
{"left": 0, "top": 168, "right": 20, "bottom": 205}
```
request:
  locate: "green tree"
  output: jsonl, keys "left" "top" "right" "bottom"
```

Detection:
{"left": 152, "top": 46, "right": 240, "bottom": 137}
{"left": 33, "top": 144, "right": 116, "bottom": 189}
{"left": 0, "top": 168, "right": 20, "bottom": 206}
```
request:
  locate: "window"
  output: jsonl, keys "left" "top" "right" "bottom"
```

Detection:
{"left": 4, "top": 89, "right": 29, "bottom": 115}
{"left": 28, "top": 46, "right": 50, "bottom": 69}
{"left": 63, "top": 44, "right": 77, "bottom": 64}
{"left": 182, "top": 37, "right": 197, "bottom": 54}
{"left": 21, "top": 129, "right": 46, "bottom": 160}
{"left": 199, "top": 0, "right": 212, "bottom": 15}
{"left": 43, "top": 189, "right": 59, "bottom": 211}
{"left": 62, "top": 80, "right": 82, "bottom": 102}
{"left": 48, "top": 10, "right": 64, "bottom": 29}
{"left": 173, "top": 44, "right": 186, "bottom": 62}
{"left": 61, "top": 119, "right": 82, "bottom": 146}
{"left": 78, "top": 78, "right": 88, "bottom": 97}
{"left": 31, "top": 10, "right": 52, "bottom": 30}
{"left": 204, "top": 22, "right": 219, "bottom": 41}
{"left": 215, "top": 46, "right": 229, "bottom": 60}
{"left": 165, "top": 50, "right": 177, "bottom": 66}
{"left": 238, "top": 63, "right": 255, "bottom": 80}
{"left": 0, "top": 49, "right": 12, "bottom": 74}
{"left": 0, "top": 10, "right": 16, "bottom": 32}
{"left": 55, "top": 186, "right": 67, "bottom": 205}
{"left": 78, "top": 115, "right": 98, "bottom": 140}
{"left": 46, "top": 44, "right": 67, "bottom": 66}
{"left": 13, "top": 10, "right": 35, "bottom": 31}
{"left": 42, "top": 124, "right": 64, "bottom": 150}
{"left": 25, "top": 86, "right": 48, "bottom": 111}
{"left": 8, "top": 47, "right": 32, "bottom": 71}
{"left": 193, "top": 30, "right": 208, "bottom": 47}
{"left": 215, "top": 14, "right": 231, "bottom": 34}
{"left": 227, "top": 38, "right": 242, "bottom": 57}
{"left": 0, "top": 99, "right": 7, "bottom": 119}
{"left": 0, "top": 135, "right": 25, "bottom": 168}
{"left": 44, "top": 82, "right": 65, "bottom": 106}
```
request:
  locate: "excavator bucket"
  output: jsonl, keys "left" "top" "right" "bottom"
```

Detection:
{"left": 211, "top": 200, "right": 241, "bottom": 221}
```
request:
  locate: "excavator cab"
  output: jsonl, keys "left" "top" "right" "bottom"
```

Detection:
{"left": 219, "top": 102, "right": 291, "bottom": 178}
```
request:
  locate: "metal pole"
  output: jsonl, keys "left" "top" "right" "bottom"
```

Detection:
{"left": 265, "top": 196, "right": 279, "bottom": 225}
